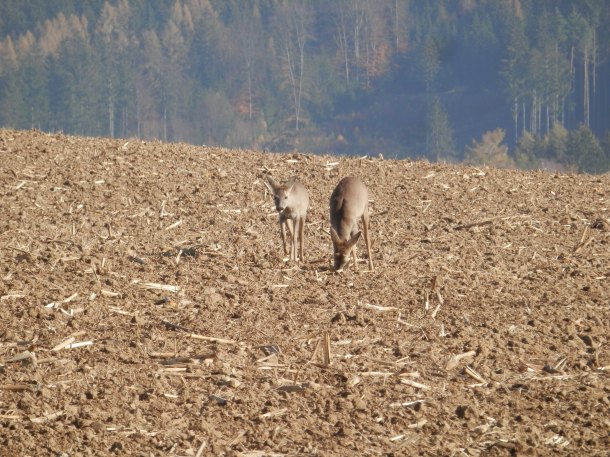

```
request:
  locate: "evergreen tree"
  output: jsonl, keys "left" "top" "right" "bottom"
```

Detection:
{"left": 544, "top": 124, "right": 569, "bottom": 164}
{"left": 602, "top": 131, "right": 610, "bottom": 167}
{"left": 427, "top": 96, "right": 456, "bottom": 162}
{"left": 514, "top": 132, "right": 540, "bottom": 170}
{"left": 20, "top": 52, "right": 50, "bottom": 130}
{"left": 501, "top": 18, "right": 529, "bottom": 142}
{"left": 0, "top": 63, "right": 27, "bottom": 128}
{"left": 566, "top": 124, "right": 608, "bottom": 174}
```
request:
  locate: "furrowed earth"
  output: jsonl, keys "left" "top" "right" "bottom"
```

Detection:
{"left": 1, "top": 128, "right": 609, "bottom": 456}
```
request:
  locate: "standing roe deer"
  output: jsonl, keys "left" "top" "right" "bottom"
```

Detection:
{"left": 329, "top": 176, "right": 374, "bottom": 271}
{"left": 266, "top": 175, "right": 309, "bottom": 263}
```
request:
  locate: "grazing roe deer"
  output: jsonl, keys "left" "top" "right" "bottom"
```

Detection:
{"left": 266, "top": 175, "right": 310, "bottom": 263}
{"left": 329, "top": 176, "right": 374, "bottom": 271}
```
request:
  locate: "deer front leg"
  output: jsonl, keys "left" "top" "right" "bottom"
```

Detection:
{"left": 280, "top": 216, "right": 288, "bottom": 255}
{"left": 361, "top": 213, "right": 374, "bottom": 271}
{"left": 347, "top": 228, "right": 358, "bottom": 270}
{"left": 284, "top": 218, "right": 296, "bottom": 261}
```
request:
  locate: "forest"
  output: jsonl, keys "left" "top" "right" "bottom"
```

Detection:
{"left": 0, "top": 0, "right": 609, "bottom": 173}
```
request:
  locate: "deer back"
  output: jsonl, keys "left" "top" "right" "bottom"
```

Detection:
{"left": 329, "top": 176, "right": 369, "bottom": 239}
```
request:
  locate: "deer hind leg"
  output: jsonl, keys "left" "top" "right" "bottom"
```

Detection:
{"left": 361, "top": 213, "right": 374, "bottom": 271}
{"left": 291, "top": 219, "right": 298, "bottom": 262}
{"left": 298, "top": 216, "right": 305, "bottom": 263}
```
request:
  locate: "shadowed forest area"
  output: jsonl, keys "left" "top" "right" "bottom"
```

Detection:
{"left": 1, "top": 0, "right": 610, "bottom": 172}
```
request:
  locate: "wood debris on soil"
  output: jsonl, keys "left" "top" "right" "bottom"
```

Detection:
{"left": 0, "top": 128, "right": 609, "bottom": 456}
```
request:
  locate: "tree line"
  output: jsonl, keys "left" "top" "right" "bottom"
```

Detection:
{"left": 0, "top": 0, "right": 609, "bottom": 173}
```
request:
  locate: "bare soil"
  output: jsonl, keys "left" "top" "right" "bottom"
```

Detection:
{"left": 1, "top": 128, "right": 609, "bottom": 456}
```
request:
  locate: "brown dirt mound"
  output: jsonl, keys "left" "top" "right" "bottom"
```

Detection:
{"left": 1, "top": 128, "right": 609, "bottom": 456}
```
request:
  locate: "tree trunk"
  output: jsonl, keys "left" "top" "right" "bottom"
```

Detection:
{"left": 394, "top": 0, "right": 399, "bottom": 50}
{"left": 335, "top": 7, "right": 350, "bottom": 88}
{"left": 570, "top": 45, "right": 575, "bottom": 127}
{"left": 121, "top": 106, "right": 127, "bottom": 138}
{"left": 136, "top": 87, "right": 141, "bottom": 139}
{"left": 108, "top": 98, "right": 114, "bottom": 138}
{"left": 584, "top": 47, "right": 589, "bottom": 127}
{"left": 297, "top": 18, "right": 305, "bottom": 132}
{"left": 530, "top": 90, "right": 536, "bottom": 135}
{"left": 591, "top": 29, "right": 597, "bottom": 95}
{"left": 353, "top": 8, "right": 363, "bottom": 84}
{"left": 285, "top": 40, "right": 297, "bottom": 130}
{"left": 536, "top": 95, "right": 540, "bottom": 134}
{"left": 513, "top": 97, "right": 518, "bottom": 143}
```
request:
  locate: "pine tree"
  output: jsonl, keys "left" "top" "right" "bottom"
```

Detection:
{"left": 514, "top": 132, "right": 540, "bottom": 170}
{"left": 501, "top": 18, "right": 529, "bottom": 141}
{"left": 602, "top": 131, "right": 610, "bottom": 166}
{"left": 427, "top": 96, "right": 455, "bottom": 162}
{"left": 544, "top": 124, "right": 569, "bottom": 164}
{"left": 567, "top": 124, "right": 608, "bottom": 174}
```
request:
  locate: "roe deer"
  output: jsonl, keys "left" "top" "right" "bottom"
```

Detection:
{"left": 266, "top": 175, "right": 309, "bottom": 263}
{"left": 329, "top": 176, "right": 374, "bottom": 271}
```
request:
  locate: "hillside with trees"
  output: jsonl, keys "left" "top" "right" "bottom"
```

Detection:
{"left": 0, "top": 0, "right": 609, "bottom": 172}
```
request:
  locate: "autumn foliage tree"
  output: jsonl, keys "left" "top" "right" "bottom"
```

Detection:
{"left": 464, "top": 129, "right": 514, "bottom": 169}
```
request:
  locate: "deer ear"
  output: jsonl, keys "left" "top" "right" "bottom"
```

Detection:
{"left": 265, "top": 175, "right": 279, "bottom": 192}
{"left": 286, "top": 176, "right": 298, "bottom": 192}
{"left": 330, "top": 227, "right": 341, "bottom": 245}
{"left": 345, "top": 231, "right": 361, "bottom": 249}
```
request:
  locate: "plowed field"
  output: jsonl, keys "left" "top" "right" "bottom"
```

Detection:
{"left": 1, "top": 128, "right": 609, "bottom": 456}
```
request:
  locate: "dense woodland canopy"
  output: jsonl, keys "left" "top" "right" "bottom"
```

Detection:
{"left": 0, "top": 0, "right": 609, "bottom": 173}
